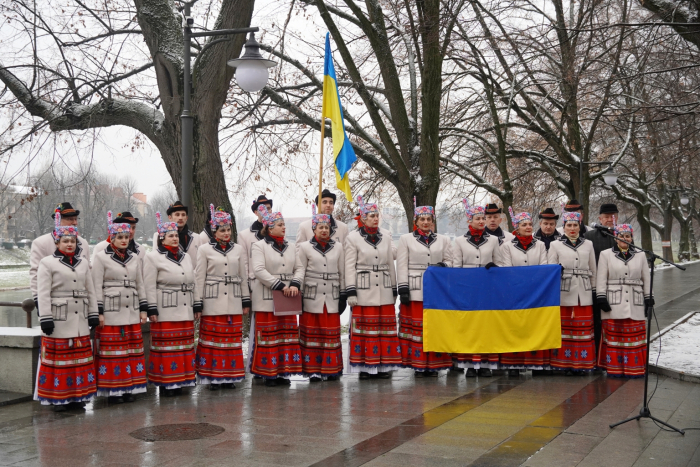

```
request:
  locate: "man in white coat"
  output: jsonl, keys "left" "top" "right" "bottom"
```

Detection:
{"left": 30, "top": 202, "right": 91, "bottom": 313}
{"left": 296, "top": 189, "right": 349, "bottom": 247}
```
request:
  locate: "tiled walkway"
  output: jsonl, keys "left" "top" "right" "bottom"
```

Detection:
{"left": 0, "top": 370, "right": 698, "bottom": 466}
{"left": 1, "top": 262, "right": 699, "bottom": 466}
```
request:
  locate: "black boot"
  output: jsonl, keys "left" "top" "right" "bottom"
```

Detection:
{"left": 508, "top": 369, "right": 520, "bottom": 377}
{"left": 377, "top": 372, "right": 391, "bottom": 379}
{"left": 359, "top": 372, "right": 370, "bottom": 380}
{"left": 466, "top": 368, "right": 477, "bottom": 377}
{"left": 309, "top": 376, "right": 322, "bottom": 383}
{"left": 123, "top": 394, "right": 136, "bottom": 403}
{"left": 265, "top": 379, "right": 277, "bottom": 387}
{"left": 478, "top": 368, "right": 493, "bottom": 377}
{"left": 161, "top": 388, "right": 175, "bottom": 397}
{"left": 108, "top": 396, "right": 124, "bottom": 404}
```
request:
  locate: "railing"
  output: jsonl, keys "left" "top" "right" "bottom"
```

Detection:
{"left": 0, "top": 298, "right": 36, "bottom": 328}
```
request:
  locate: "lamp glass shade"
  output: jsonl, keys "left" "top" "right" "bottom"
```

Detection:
{"left": 681, "top": 195, "right": 690, "bottom": 205}
{"left": 235, "top": 61, "right": 269, "bottom": 93}
{"left": 603, "top": 171, "right": 618, "bottom": 186}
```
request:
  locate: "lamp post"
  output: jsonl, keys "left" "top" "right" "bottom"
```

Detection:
{"left": 180, "top": 2, "right": 276, "bottom": 210}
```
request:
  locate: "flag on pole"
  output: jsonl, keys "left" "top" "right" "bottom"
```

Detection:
{"left": 322, "top": 33, "right": 356, "bottom": 201}
{"left": 422, "top": 265, "right": 562, "bottom": 353}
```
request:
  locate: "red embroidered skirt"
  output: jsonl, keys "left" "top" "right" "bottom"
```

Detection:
{"left": 599, "top": 318, "right": 647, "bottom": 378}
{"left": 95, "top": 324, "right": 147, "bottom": 396}
{"left": 36, "top": 335, "right": 96, "bottom": 405}
{"left": 250, "top": 311, "right": 303, "bottom": 379}
{"left": 399, "top": 301, "right": 452, "bottom": 372}
{"left": 195, "top": 315, "right": 245, "bottom": 384}
{"left": 453, "top": 353, "right": 500, "bottom": 369}
{"left": 299, "top": 306, "right": 343, "bottom": 378}
{"left": 147, "top": 321, "right": 196, "bottom": 388}
{"left": 550, "top": 305, "right": 596, "bottom": 371}
{"left": 348, "top": 304, "right": 402, "bottom": 373}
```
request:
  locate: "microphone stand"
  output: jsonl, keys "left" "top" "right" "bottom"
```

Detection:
{"left": 594, "top": 227, "right": 686, "bottom": 434}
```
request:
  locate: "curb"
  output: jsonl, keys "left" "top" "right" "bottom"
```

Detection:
{"left": 649, "top": 364, "right": 700, "bottom": 384}
{"left": 0, "top": 393, "right": 33, "bottom": 407}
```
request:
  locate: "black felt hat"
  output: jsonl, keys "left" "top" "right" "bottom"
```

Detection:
{"left": 314, "top": 189, "right": 337, "bottom": 206}
{"left": 484, "top": 203, "right": 502, "bottom": 214}
{"left": 166, "top": 201, "right": 188, "bottom": 216}
{"left": 251, "top": 195, "right": 273, "bottom": 213}
{"left": 599, "top": 203, "right": 619, "bottom": 214}
{"left": 564, "top": 199, "right": 584, "bottom": 211}
{"left": 114, "top": 211, "right": 139, "bottom": 224}
{"left": 51, "top": 202, "right": 80, "bottom": 218}
{"left": 538, "top": 207, "right": 559, "bottom": 220}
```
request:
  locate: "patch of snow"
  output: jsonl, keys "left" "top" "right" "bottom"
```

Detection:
{"left": 0, "top": 326, "right": 41, "bottom": 336}
{"left": 650, "top": 313, "right": 700, "bottom": 377}
{"left": 655, "top": 259, "right": 700, "bottom": 271}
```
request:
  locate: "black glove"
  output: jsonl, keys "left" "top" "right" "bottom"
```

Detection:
{"left": 34, "top": 298, "right": 39, "bottom": 317}
{"left": 644, "top": 297, "right": 654, "bottom": 317}
{"left": 484, "top": 262, "right": 498, "bottom": 270}
{"left": 399, "top": 293, "right": 410, "bottom": 306}
{"left": 597, "top": 296, "right": 612, "bottom": 313}
{"left": 88, "top": 316, "right": 100, "bottom": 329}
{"left": 193, "top": 302, "right": 203, "bottom": 314}
{"left": 40, "top": 320, "right": 54, "bottom": 336}
{"left": 338, "top": 298, "right": 347, "bottom": 315}
{"left": 436, "top": 262, "right": 447, "bottom": 267}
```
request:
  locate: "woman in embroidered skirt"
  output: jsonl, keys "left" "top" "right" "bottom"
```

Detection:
{"left": 596, "top": 222, "right": 652, "bottom": 378}
{"left": 452, "top": 199, "right": 501, "bottom": 377}
{"left": 250, "top": 206, "right": 303, "bottom": 387}
{"left": 547, "top": 211, "right": 597, "bottom": 375}
{"left": 397, "top": 198, "right": 453, "bottom": 377}
{"left": 143, "top": 212, "right": 200, "bottom": 397}
{"left": 35, "top": 210, "right": 99, "bottom": 411}
{"left": 498, "top": 208, "right": 549, "bottom": 376}
{"left": 345, "top": 196, "right": 400, "bottom": 380}
{"left": 291, "top": 204, "right": 346, "bottom": 382}
{"left": 92, "top": 212, "right": 149, "bottom": 403}
{"left": 194, "top": 205, "right": 251, "bottom": 390}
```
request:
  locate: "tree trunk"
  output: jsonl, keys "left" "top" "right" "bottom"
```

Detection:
{"left": 662, "top": 209, "right": 674, "bottom": 262}
{"left": 678, "top": 221, "right": 690, "bottom": 261}
{"left": 636, "top": 204, "right": 654, "bottom": 252}
{"left": 691, "top": 221, "right": 699, "bottom": 259}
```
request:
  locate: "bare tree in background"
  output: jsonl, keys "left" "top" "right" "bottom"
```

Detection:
{"left": 0, "top": 0, "right": 258, "bottom": 236}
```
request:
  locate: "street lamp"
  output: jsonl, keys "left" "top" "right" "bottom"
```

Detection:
{"left": 681, "top": 193, "right": 690, "bottom": 205}
{"left": 227, "top": 33, "right": 277, "bottom": 92}
{"left": 180, "top": 4, "right": 276, "bottom": 210}
{"left": 578, "top": 160, "right": 618, "bottom": 204}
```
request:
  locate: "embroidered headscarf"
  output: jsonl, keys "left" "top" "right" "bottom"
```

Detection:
{"left": 258, "top": 205, "right": 283, "bottom": 227}
{"left": 156, "top": 211, "right": 178, "bottom": 239}
{"left": 311, "top": 203, "right": 331, "bottom": 229}
{"left": 53, "top": 209, "right": 79, "bottom": 239}
{"left": 209, "top": 204, "right": 232, "bottom": 230}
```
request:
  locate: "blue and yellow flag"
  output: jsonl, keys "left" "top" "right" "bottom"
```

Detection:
{"left": 322, "top": 33, "right": 356, "bottom": 201}
{"left": 423, "top": 265, "right": 562, "bottom": 354}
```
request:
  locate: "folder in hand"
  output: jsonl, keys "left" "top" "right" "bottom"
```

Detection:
{"left": 272, "top": 290, "right": 302, "bottom": 316}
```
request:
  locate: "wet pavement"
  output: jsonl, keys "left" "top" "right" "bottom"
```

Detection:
{"left": 0, "top": 263, "right": 699, "bottom": 466}
{"left": 0, "top": 369, "right": 698, "bottom": 466}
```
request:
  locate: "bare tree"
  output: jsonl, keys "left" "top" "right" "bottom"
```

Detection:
{"left": 0, "top": 0, "right": 257, "bottom": 236}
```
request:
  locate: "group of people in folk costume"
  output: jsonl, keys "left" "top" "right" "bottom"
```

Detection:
{"left": 29, "top": 190, "right": 652, "bottom": 410}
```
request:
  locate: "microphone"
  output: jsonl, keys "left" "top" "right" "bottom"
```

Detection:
{"left": 591, "top": 223, "right": 612, "bottom": 231}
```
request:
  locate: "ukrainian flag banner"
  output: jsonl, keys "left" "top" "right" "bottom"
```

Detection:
{"left": 322, "top": 33, "right": 357, "bottom": 201}
{"left": 423, "top": 265, "right": 562, "bottom": 354}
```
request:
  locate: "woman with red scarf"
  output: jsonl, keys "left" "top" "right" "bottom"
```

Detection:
{"left": 250, "top": 206, "right": 303, "bottom": 387}
{"left": 143, "top": 212, "right": 200, "bottom": 397}
{"left": 345, "top": 196, "right": 400, "bottom": 379}
{"left": 452, "top": 199, "right": 502, "bottom": 377}
{"left": 547, "top": 211, "right": 597, "bottom": 375}
{"left": 397, "top": 198, "right": 454, "bottom": 377}
{"left": 291, "top": 203, "right": 346, "bottom": 381}
{"left": 92, "top": 212, "right": 149, "bottom": 404}
{"left": 499, "top": 207, "right": 549, "bottom": 376}
{"left": 35, "top": 210, "right": 99, "bottom": 411}
{"left": 194, "top": 206, "right": 250, "bottom": 390}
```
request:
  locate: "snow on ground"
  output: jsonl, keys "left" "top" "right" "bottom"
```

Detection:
{"left": 0, "top": 247, "right": 30, "bottom": 266}
{"left": 0, "top": 268, "right": 29, "bottom": 289}
{"left": 655, "top": 259, "right": 700, "bottom": 270}
{"left": 650, "top": 313, "right": 700, "bottom": 377}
